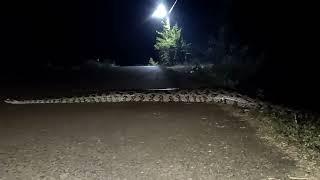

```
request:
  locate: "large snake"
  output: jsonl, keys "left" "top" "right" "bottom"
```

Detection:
{"left": 4, "top": 89, "right": 258, "bottom": 108}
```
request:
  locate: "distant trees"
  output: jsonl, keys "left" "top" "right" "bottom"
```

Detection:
{"left": 154, "top": 21, "right": 191, "bottom": 65}
{"left": 182, "top": 26, "right": 265, "bottom": 89}
{"left": 203, "top": 27, "right": 262, "bottom": 66}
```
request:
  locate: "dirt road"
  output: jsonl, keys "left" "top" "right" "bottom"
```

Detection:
{"left": 0, "top": 103, "right": 306, "bottom": 179}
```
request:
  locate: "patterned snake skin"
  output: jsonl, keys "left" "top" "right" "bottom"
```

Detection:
{"left": 4, "top": 89, "right": 258, "bottom": 108}
{"left": 5, "top": 88, "right": 313, "bottom": 122}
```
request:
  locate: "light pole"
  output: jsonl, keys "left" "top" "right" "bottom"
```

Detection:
{"left": 152, "top": 0, "right": 178, "bottom": 29}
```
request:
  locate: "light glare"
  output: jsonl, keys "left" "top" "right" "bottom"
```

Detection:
{"left": 152, "top": 4, "right": 168, "bottom": 19}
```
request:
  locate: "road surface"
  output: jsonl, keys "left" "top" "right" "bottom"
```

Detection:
{"left": 1, "top": 66, "right": 199, "bottom": 99}
{"left": 0, "top": 66, "right": 204, "bottom": 101}
{"left": 0, "top": 103, "right": 305, "bottom": 179}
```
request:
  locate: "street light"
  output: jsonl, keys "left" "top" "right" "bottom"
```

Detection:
{"left": 152, "top": 4, "right": 168, "bottom": 19}
{"left": 152, "top": 0, "right": 178, "bottom": 29}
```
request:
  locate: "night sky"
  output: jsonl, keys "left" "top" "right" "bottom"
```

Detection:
{"left": 3, "top": 0, "right": 279, "bottom": 66}
{"left": 3, "top": 0, "right": 311, "bottom": 79}
{"left": 1, "top": 0, "right": 311, "bottom": 77}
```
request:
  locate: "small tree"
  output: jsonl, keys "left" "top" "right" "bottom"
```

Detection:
{"left": 148, "top": 57, "right": 159, "bottom": 66}
{"left": 154, "top": 21, "right": 191, "bottom": 65}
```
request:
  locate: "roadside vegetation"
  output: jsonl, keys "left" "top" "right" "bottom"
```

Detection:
{"left": 251, "top": 107, "right": 320, "bottom": 153}
{"left": 226, "top": 104, "right": 320, "bottom": 178}
{"left": 152, "top": 22, "right": 320, "bottom": 161}
{"left": 153, "top": 20, "right": 191, "bottom": 66}
{"left": 250, "top": 107, "right": 320, "bottom": 177}
{"left": 152, "top": 24, "right": 263, "bottom": 89}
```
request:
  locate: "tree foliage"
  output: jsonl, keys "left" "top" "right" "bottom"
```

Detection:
{"left": 154, "top": 21, "right": 191, "bottom": 65}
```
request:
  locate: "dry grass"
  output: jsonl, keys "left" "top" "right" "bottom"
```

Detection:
{"left": 222, "top": 105, "right": 320, "bottom": 179}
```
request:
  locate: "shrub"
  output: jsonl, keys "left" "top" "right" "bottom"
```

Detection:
{"left": 148, "top": 58, "right": 159, "bottom": 66}
{"left": 154, "top": 21, "right": 191, "bottom": 65}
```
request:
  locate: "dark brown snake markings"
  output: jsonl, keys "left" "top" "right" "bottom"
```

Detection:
{"left": 5, "top": 89, "right": 315, "bottom": 125}
{"left": 4, "top": 89, "right": 257, "bottom": 108}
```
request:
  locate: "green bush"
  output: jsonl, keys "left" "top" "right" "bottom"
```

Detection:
{"left": 154, "top": 21, "right": 191, "bottom": 65}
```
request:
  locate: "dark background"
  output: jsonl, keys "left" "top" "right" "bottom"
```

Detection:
{"left": 3, "top": 0, "right": 233, "bottom": 66}
{"left": 1, "top": 0, "right": 318, "bottom": 111}
{"left": 4, "top": 0, "right": 281, "bottom": 65}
